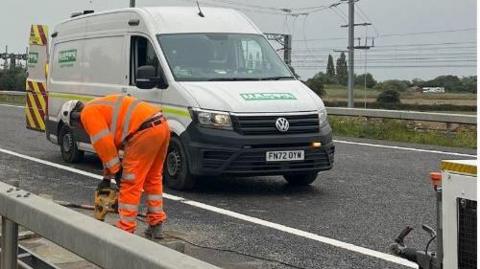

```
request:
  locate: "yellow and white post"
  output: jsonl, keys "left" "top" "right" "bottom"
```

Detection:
{"left": 26, "top": 24, "right": 49, "bottom": 131}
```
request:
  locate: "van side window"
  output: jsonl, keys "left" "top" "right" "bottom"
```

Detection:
{"left": 130, "top": 36, "right": 161, "bottom": 86}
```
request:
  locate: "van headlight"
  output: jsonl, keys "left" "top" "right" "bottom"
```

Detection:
{"left": 319, "top": 108, "right": 328, "bottom": 126}
{"left": 192, "top": 109, "right": 232, "bottom": 129}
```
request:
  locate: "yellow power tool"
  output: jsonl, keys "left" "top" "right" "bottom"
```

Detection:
{"left": 94, "top": 187, "right": 118, "bottom": 221}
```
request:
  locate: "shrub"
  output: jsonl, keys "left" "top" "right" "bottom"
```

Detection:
{"left": 377, "top": 89, "right": 400, "bottom": 105}
{"left": 0, "top": 67, "right": 26, "bottom": 91}
{"left": 304, "top": 79, "right": 326, "bottom": 97}
{"left": 355, "top": 73, "right": 377, "bottom": 88}
{"left": 378, "top": 80, "right": 410, "bottom": 92}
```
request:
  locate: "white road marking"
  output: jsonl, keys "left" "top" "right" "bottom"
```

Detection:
{"left": 0, "top": 146, "right": 418, "bottom": 268}
{"left": 335, "top": 139, "right": 476, "bottom": 158}
{"left": 0, "top": 103, "right": 24, "bottom": 109}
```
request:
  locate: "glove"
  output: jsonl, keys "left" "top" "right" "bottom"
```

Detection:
{"left": 114, "top": 168, "right": 123, "bottom": 189}
{"left": 97, "top": 178, "right": 111, "bottom": 191}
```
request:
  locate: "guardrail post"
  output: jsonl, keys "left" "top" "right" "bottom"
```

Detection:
{"left": 1, "top": 216, "right": 19, "bottom": 269}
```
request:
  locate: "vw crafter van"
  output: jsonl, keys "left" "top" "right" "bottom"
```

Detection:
{"left": 44, "top": 7, "right": 335, "bottom": 189}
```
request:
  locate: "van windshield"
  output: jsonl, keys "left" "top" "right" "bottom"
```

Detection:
{"left": 157, "top": 33, "right": 294, "bottom": 81}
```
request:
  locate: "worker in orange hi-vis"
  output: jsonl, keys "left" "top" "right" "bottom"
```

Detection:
{"left": 67, "top": 95, "right": 170, "bottom": 238}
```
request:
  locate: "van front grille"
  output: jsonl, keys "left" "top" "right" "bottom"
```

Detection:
{"left": 458, "top": 198, "right": 476, "bottom": 269}
{"left": 232, "top": 113, "right": 319, "bottom": 135}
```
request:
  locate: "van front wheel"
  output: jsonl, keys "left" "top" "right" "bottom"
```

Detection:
{"left": 59, "top": 125, "right": 84, "bottom": 163}
{"left": 164, "top": 136, "right": 196, "bottom": 190}
{"left": 283, "top": 173, "right": 318, "bottom": 186}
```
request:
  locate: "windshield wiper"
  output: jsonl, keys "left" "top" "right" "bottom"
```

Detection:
{"left": 260, "top": 76, "right": 295, "bottom": 80}
{"left": 208, "top": 77, "right": 261, "bottom": 81}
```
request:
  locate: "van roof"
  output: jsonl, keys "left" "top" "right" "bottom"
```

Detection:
{"left": 57, "top": 6, "right": 261, "bottom": 35}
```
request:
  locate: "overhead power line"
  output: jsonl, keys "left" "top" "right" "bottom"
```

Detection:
{"left": 296, "top": 43, "right": 477, "bottom": 48}
{"left": 173, "top": 0, "right": 342, "bottom": 16}
{"left": 380, "top": 27, "right": 477, "bottom": 37}
{"left": 374, "top": 41, "right": 477, "bottom": 48}
{"left": 293, "top": 50, "right": 477, "bottom": 56}
{"left": 202, "top": 0, "right": 284, "bottom": 11}
{"left": 355, "top": 4, "right": 379, "bottom": 37}
{"left": 292, "top": 65, "right": 477, "bottom": 69}
{"left": 293, "top": 29, "right": 477, "bottom": 42}
{"left": 329, "top": 5, "right": 348, "bottom": 23}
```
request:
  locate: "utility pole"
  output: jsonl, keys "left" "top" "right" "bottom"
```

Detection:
{"left": 129, "top": 0, "right": 135, "bottom": 7}
{"left": 338, "top": 0, "right": 374, "bottom": 108}
{"left": 347, "top": 0, "right": 354, "bottom": 108}
{"left": 4, "top": 45, "right": 8, "bottom": 70}
{"left": 264, "top": 33, "right": 292, "bottom": 67}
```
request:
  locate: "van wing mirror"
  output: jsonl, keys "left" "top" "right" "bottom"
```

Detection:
{"left": 135, "top": 65, "right": 168, "bottom": 90}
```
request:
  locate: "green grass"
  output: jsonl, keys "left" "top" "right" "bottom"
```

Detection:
{"left": 329, "top": 116, "right": 477, "bottom": 149}
{"left": 0, "top": 94, "right": 25, "bottom": 105}
{"left": 324, "top": 84, "right": 380, "bottom": 98}
{"left": 322, "top": 84, "right": 477, "bottom": 107}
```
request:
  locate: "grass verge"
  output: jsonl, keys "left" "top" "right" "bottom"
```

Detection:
{"left": 329, "top": 116, "right": 477, "bottom": 149}
{"left": 0, "top": 94, "right": 25, "bottom": 105}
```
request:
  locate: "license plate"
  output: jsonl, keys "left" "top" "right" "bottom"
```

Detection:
{"left": 266, "top": 150, "right": 305, "bottom": 162}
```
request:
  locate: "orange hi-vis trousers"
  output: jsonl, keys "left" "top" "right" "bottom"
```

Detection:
{"left": 117, "top": 121, "right": 170, "bottom": 233}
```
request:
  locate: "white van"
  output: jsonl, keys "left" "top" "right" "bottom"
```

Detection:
{"left": 43, "top": 7, "right": 335, "bottom": 189}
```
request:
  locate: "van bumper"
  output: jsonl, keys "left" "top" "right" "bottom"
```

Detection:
{"left": 180, "top": 123, "right": 334, "bottom": 176}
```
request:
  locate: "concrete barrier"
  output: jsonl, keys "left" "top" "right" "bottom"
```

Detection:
{"left": 0, "top": 180, "right": 219, "bottom": 269}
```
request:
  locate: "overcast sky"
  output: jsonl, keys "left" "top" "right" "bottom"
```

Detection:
{"left": 1, "top": 0, "right": 477, "bottom": 81}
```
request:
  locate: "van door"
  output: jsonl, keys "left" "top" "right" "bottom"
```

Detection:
{"left": 26, "top": 24, "right": 49, "bottom": 131}
{"left": 127, "top": 35, "right": 164, "bottom": 103}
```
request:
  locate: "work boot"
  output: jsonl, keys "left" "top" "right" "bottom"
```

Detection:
{"left": 145, "top": 223, "right": 164, "bottom": 240}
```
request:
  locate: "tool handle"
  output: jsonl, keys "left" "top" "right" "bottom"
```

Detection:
{"left": 395, "top": 226, "right": 414, "bottom": 245}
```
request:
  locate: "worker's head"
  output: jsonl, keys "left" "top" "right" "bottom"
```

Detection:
{"left": 61, "top": 100, "right": 84, "bottom": 127}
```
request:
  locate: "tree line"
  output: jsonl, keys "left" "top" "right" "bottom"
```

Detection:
{"left": 0, "top": 67, "right": 27, "bottom": 91}
{"left": 0, "top": 57, "right": 477, "bottom": 96}
{"left": 304, "top": 52, "right": 477, "bottom": 96}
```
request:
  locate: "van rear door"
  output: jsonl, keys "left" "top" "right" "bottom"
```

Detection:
{"left": 26, "top": 24, "right": 49, "bottom": 132}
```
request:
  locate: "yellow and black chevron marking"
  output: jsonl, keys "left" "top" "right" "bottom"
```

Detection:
{"left": 25, "top": 80, "right": 48, "bottom": 131}
{"left": 441, "top": 160, "right": 477, "bottom": 176}
{"left": 29, "top": 25, "right": 48, "bottom": 46}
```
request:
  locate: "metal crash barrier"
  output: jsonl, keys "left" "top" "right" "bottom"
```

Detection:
{"left": 0, "top": 180, "right": 219, "bottom": 269}
{"left": 0, "top": 91, "right": 477, "bottom": 125}
{"left": 326, "top": 107, "right": 477, "bottom": 125}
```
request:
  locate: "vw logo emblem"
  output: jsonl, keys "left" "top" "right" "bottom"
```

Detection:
{"left": 275, "top": 118, "right": 289, "bottom": 132}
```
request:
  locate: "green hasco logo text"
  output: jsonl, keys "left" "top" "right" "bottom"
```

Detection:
{"left": 240, "top": 93, "right": 297, "bottom": 101}
{"left": 28, "top": 52, "right": 39, "bottom": 65}
{"left": 58, "top": 49, "right": 77, "bottom": 67}
{"left": 27, "top": 52, "right": 38, "bottom": 68}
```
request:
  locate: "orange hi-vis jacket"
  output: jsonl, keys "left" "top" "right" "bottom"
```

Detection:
{"left": 80, "top": 95, "right": 161, "bottom": 176}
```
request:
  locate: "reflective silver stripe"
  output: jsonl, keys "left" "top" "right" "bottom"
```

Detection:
{"left": 89, "top": 100, "right": 115, "bottom": 106}
{"left": 110, "top": 96, "right": 125, "bottom": 137}
{"left": 147, "top": 194, "right": 163, "bottom": 201}
{"left": 148, "top": 206, "right": 163, "bottom": 213}
{"left": 104, "top": 157, "right": 120, "bottom": 169}
{"left": 118, "top": 203, "right": 138, "bottom": 211}
{"left": 90, "top": 128, "right": 110, "bottom": 144}
{"left": 122, "top": 173, "right": 135, "bottom": 181}
{"left": 119, "top": 215, "right": 137, "bottom": 223}
{"left": 121, "top": 99, "right": 142, "bottom": 141}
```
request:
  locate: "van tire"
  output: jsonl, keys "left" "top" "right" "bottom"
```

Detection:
{"left": 283, "top": 173, "right": 318, "bottom": 186}
{"left": 164, "top": 136, "right": 196, "bottom": 190}
{"left": 59, "top": 125, "right": 84, "bottom": 163}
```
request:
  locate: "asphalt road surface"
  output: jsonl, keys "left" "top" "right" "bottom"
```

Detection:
{"left": 0, "top": 104, "right": 476, "bottom": 269}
